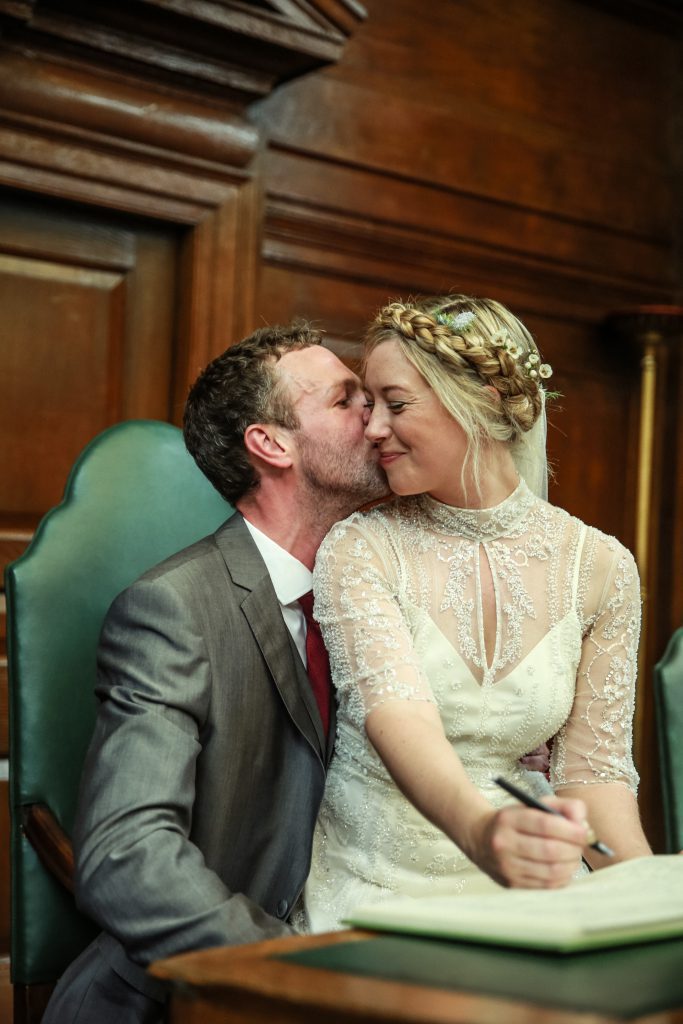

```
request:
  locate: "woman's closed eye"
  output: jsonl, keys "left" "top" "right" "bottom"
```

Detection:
{"left": 364, "top": 399, "right": 408, "bottom": 414}
{"left": 363, "top": 393, "right": 411, "bottom": 414}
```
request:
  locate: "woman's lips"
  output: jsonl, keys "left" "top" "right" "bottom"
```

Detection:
{"left": 378, "top": 452, "right": 404, "bottom": 466}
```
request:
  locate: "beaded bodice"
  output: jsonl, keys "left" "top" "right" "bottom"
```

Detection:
{"left": 313, "top": 480, "right": 639, "bottom": 790}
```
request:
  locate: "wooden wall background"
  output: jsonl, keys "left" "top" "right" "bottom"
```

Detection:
{"left": 1, "top": 0, "right": 682, "bottom": 958}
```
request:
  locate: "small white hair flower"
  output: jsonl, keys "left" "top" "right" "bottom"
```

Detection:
{"left": 449, "top": 310, "right": 476, "bottom": 332}
{"left": 539, "top": 363, "right": 553, "bottom": 379}
{"left": 435, "top": 310, "right": 476, "bottom": 333}
{"left": 491, "top": 330, "right": 507, "bottom": 348}
{"left": 527, "top": 352, "right": 540, "bottom": 365}
{"left": 506, "top": 342, "right": 522, "bottom": 359}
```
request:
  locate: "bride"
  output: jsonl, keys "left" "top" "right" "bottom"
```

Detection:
{"left": 302, "top": 294, "right": 652, "bottom": 933}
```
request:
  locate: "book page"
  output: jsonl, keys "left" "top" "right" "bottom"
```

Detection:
{"left": 346, "top": 856, "right": 683, "bottom": 950}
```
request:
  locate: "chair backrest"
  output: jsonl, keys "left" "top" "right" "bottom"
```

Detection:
{"left": 653, "top": 627, "right": 683, "bottom": 854}
{"left": 6, "top": 420, "right": 232, "bottom": 986}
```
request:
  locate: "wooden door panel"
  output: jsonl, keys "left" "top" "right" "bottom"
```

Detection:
{"left": 121, "top": 231, "right": 178, "bottom": 422}
{"left": 1, "top": 254, "right": 126, "bottom": 518}
{"left": 0, "top": 195, "right": 180, "bottom": 533}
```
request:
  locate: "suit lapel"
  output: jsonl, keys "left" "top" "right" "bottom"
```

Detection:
{"left": 325, "top": 697, "right": 336, "bottom": 768}
{"left": 215, "top": 514, "right": 326, "bottom": 762}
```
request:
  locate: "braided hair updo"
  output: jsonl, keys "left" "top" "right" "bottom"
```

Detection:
{"left": 364, "top": 295, "right": 550, "bottom": 489}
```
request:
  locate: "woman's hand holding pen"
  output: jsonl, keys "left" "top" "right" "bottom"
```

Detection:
{"left": 467, "top": 796, "right": 589, "bottom": 889}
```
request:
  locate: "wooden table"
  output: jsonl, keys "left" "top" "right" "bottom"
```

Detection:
{"left": 150, "top": 929, "right": 683, "bottom": 1024}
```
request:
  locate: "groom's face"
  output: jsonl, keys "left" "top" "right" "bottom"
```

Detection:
{"left": 277, "top": 346, "right": 386, "bottom": 506}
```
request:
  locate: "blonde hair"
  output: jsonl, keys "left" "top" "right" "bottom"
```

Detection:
{"left": 364, "top": 294, "right": 547, "bottom": 491}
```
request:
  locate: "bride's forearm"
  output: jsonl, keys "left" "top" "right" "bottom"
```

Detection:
{"left": 557, "top": 782, "right": 652, "bottom": 869}
{"left": 364, "top": 701, "right": 492, "bottom": 860}
{"left": 365, "top": 700, "right": 592, "bottom": 889}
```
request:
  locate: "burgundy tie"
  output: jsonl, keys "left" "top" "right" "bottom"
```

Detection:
{"left": 298, "top": 590, "right": 331, "bottom": 737}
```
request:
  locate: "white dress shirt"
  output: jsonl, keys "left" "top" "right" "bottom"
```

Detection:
{"left": 243, "top": 518, "right": 312, "bottom": 667}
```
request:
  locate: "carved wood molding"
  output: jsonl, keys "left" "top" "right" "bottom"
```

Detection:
{"left": 0, "top": 0, "right": 367, "bottom": 101}
{"left": 261, "top": 146, "right": 676, "bottom": 291}
{"left": 0, "top": 52, "right": 259, "bottom": 168}
{"left": 263, "top": 195, "right": 676, "bottom": 323}
{"left": 0, "top": 50, "right": 262, "bottom": 167}
{"left": 0, "top": 0, "right": 367, "bottom": 183}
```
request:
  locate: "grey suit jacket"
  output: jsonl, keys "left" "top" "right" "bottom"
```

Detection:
{"left": 45, "top": 512, "right": 332, "bottom": 1022}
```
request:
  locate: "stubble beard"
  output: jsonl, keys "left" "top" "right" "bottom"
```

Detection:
{"left": 297, "top": 434, "right": 387, "bottom": 523}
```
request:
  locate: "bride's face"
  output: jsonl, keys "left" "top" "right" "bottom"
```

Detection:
{"left": 363, "top": 339, "right": 469, "bottom": 503}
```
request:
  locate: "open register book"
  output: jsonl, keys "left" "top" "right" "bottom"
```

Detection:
{"left": 345, "top": 856, "right": 683, "bottom": 953}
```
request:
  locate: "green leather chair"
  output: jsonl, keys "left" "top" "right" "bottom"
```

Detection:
{"left": 654, "top": 627, "right": 683, "bottom": 854}
{"left": 5, "top": 420, "right": 231, "bottom": 1022}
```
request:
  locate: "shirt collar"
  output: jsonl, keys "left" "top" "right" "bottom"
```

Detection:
{"left": 243, "top": 518, "right": 312, "bottom": 606}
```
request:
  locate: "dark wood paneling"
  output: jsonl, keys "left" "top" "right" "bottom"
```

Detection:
{"left": 0, "top": 195, "right": 179, "bottom": 525}
{"left": 1, "top": 531, "right": 30, "bottom": 761}
{"left": 254, "top": 0, "right": 683, "bottom": 851}
{"left": 1, "top": 258, "right": 126, "bottom": 514}
{"left": 262, "top": 148, "right": 673, "bottom": 290}
{"left": 0, "top": 782, "right": 8, "bottom": 954}
{"left": 255, "top": 0, "right": 679, "bottom": 237}
{"left": 0, "top": 641, "right": 7, "bottom": 759}
{"left": 671, "top": 345, "right": 683, "bottom": 631}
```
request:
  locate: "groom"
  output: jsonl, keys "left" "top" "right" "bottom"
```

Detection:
{"left": 43, "top": 321, "right": 387, "bottom": 1023}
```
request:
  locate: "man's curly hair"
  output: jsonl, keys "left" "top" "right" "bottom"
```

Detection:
{"left": 183, "top": 322, "right": 322, "bottom": 505}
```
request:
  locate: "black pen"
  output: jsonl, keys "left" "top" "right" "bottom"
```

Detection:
{"left": 494, "top": 776, "right": 615, "bottom": 857}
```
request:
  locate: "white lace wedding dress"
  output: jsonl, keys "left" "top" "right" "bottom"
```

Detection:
{"left": 302, "top": 479, "right": 640, "bottom": 932}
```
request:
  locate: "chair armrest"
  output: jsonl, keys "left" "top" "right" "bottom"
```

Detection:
{"left": 22, "top": 803, "right": 75, "bottom": 893}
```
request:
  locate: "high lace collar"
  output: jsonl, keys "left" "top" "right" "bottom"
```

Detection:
{"left": 418, "top": 478, "right": 538, "bottom": 540}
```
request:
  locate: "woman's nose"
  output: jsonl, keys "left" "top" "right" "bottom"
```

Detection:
{"left": 364, "top": 405, "right": 388, "bottom": 442}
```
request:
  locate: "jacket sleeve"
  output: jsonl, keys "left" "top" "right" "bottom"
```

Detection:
{"left": 73, "top": 573, "right": 293, "bottom": 967}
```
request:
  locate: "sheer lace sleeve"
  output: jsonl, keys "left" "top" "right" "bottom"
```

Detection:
{"left": 552, "top": 533, "right": 640, "bottom": 793}
{"left": 313, "top": 510, "right": 437, "bottom": 722}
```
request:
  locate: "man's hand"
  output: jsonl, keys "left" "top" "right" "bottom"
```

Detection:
{"left": 472, "top": 796, "right": 588, "bottom": 889}
{"left": 519, "top": 742, "right": 550, "bottom": 774}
